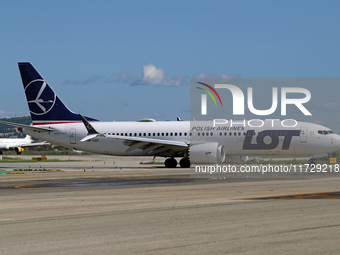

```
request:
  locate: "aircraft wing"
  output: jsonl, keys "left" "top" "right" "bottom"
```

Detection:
{"left": 0, "top": 120, "right": 54, "bottom": 132}
{"left": 104, "top": 135, "right": 187, "bottom": 154}
{"left": 79, "top": 114, "right": 188, "bottom": 156}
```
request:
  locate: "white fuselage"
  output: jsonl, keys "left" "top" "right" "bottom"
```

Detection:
{"left": 23, "top": 120, "right": 340, "bottom": 158}
{"left": 0, "top": 136, "right": 33, "bottom": 150}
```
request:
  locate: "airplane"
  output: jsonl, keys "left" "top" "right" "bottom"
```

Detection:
{"left": 0, "top": 135, "right": 48, "bottom": 155}
{"left": 0, "top": 62, "right": 339, "bottom": 167}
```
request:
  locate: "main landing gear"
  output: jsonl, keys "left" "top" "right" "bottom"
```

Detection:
{"left": 164, "top": 157, "right": 191, "bottom": 168}
{"left": 308, "top": 159, "right": 316, "bottom": 166}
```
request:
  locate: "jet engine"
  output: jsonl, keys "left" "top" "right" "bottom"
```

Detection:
{"left": 189, "top": 142, "right": 225, "bottom": 164}
{"left": 15, "top": 147, "right": 24, "bottom": 155}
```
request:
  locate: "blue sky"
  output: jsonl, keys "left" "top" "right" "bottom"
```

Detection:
{"left": 0, "top": 0, "right": 340, "bottom": 123}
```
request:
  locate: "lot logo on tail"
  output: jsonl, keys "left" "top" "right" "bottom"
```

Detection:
{"left": 25, "top": 79, "right": 56, "bottom": 115}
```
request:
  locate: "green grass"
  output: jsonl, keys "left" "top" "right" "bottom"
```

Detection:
{"left": 140, "top": 161, "right": 164, "bottom": 165}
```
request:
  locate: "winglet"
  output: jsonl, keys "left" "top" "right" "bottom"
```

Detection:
{"left": 79, "top": 114, "right": 105, "bottom": 142}
{"left": 79, "top": 114, "right": 99, "bottom": 134}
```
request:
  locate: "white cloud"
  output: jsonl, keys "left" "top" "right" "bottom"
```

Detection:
{"left": 142, "top": 64, "right": 165, "bottom": 85}
{"left": 117, "top": 73, "right": 141, "bottom": 83}
{"left": 104, "top": 74, "right": 117, "bottom": 84}
{"left": 131, "top": 63, "right": 186, "bottom": 86}
{"left": 63, "top": 75, "right": 102, "bottom": 85}
{"left": 324, "top": 102, "right": 337, "bottom": 110}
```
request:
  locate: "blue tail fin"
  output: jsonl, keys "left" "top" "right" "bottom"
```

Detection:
{"left": 18, "top": 62, "right": 98, "bottom": 125}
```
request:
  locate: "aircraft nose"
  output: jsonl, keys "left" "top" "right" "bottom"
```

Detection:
{"left": 335, "top": 135, "right": 340, "bottom": 149}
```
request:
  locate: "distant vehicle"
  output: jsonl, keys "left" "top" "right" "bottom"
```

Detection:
{"left": 0, "top": 62, "right": 340, "bottom": 167}
{"left": 0, "top": 135, "right": 47, "bottom": 155}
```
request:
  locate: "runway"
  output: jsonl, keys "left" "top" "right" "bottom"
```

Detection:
{"left": 1, "top": 155, "right": 340, "bottom": 254}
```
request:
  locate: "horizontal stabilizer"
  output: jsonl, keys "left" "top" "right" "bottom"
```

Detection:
{"left": 0, "top": 120, "right": 54, "bottom": 132}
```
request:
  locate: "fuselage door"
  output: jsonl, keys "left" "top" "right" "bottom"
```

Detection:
{"left": 300, "top": 127, "right": 307, "bottom": 143}
{"left": 69, "top": 128, "right": 77, "bottom": 144}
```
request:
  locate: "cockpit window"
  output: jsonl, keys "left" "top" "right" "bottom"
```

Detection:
{"left": 318, "top": 130, "right": 335, "bottom": 135}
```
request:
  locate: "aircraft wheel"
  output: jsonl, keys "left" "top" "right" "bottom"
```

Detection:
{"left": 308, "top": 159, "right": 316, "bottom": 166}
{"left": 179, "top": 158, "right": 191, "bottom": 168}
{"left": 164, "top": 158, "right": 178, "bottom": 168}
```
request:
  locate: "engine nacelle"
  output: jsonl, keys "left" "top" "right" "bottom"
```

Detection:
{"left": 15, "top": 147, "right": 24, "bottom": 154}
{"left": 190, "top": 142, "right": 225, "bottom": 164}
